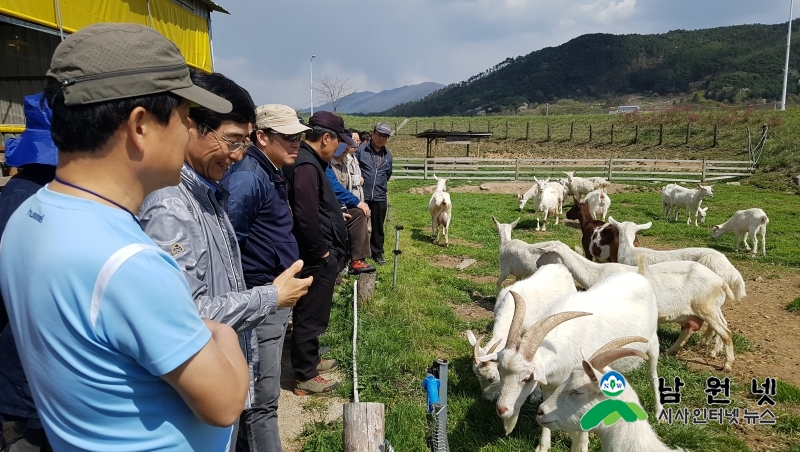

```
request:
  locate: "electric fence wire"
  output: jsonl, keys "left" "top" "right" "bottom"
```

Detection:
{"left": 352, "top": 281, "right": 359, "bottom": 403}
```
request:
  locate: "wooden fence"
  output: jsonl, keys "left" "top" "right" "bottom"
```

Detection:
{"left": 392, "top": 157, "right": 754, "bottom": 184}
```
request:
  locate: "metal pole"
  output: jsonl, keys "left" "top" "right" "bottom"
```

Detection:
{"left": 53, "top": 0, "right": 65, "bottom": 41}
{"left": 782, "top": 0, "right": 794, "bottom": 111}
{"left": 310, "top": 55, "right": 316, "bottom": 115}
{"left": 392, "top": 225, "right": 403, "bottom": 288}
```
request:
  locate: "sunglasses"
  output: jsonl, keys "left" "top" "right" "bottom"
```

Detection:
{"left": 269, "top": 130, "right": 304, "bottom": 142}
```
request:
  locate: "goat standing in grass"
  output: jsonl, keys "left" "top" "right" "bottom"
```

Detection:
{"left": 533, "top": 177, "right": 560, "bottom": 231}
{"left": 565, "top": 200, "right": 636, "bottom": 263}
{"left": 563, "top": 171, "right": 609, "bottom": 201}
{"left": 670, "top": 183, "right": 714, "bottom": 226}
{"left": 711, "top": 208, "right": 769, "bottom": 256}
{"left": 584, "top": 188, "right": 611, "bottom": 221}
{"left": 537, "top": 338, "right": 685, "bottom": 452}
{"left": 428, "top": 175, "right": 452, "bottom": 246}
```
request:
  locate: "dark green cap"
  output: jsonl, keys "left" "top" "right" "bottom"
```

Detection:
{"left": 46, "top": 22, "right": 232, "bottom": 113}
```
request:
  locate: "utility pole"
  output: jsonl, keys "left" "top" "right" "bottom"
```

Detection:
{"left": 782, "top": 0, "right": 794, "bottom": 111}
{"left": 310, "top": 55, "right": 316, "bottom": 115}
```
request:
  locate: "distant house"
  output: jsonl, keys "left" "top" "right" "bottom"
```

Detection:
{"left": 610, "top": 105, "right": 641, "bottom": 114}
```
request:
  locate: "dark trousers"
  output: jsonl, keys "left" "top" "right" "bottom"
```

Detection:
{"left": 291, "top": 255, "right": 338, "bottom": 381}
{"left": 2, "top": 416, "right": 52, "bottom": 452}
{"left": 345, "top": 208, "right": 371, "bottom": 262}
{"left": 366, "top": 200, "right": 387, "bottom": 258}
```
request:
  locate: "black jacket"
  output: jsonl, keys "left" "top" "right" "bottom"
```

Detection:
{"left": 285, "top": 142, "right": 347, "bottom": 263}
{"left": 355, "top": 143, "right": 393, "bottom": 202}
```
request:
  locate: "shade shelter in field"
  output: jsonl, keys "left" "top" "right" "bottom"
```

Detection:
{"left": 416, "top": 130, "right": 493, "bottom": 157}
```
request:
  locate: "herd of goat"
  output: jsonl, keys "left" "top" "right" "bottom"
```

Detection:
{"left": 425, "top": 172, "right": 770, "bottom": 451}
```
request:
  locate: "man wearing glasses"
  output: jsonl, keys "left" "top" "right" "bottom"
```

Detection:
{"left": 285, "top": 111, "right": 355, "bottom": 395}
{"left": 356, "top": 122, "right": 393, "bottom": 265}
{"left": 220, "top": 104, "right": 310, "bottom": 451}
{"left": 139, "top": 73, "right": 312, "bottom": 451}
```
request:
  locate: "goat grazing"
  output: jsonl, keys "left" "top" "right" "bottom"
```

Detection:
{"left": 670, "top": 183, "right": 714, "bottom": 226}
{"left": 565, "top": 200, "right": 637, "bottom": 263}
{"left": 584, "top": 189, "right": 611, "bottom": 221}
{"left": 536, "top": 338, "right": 685, "bottom": 452}
{"left": 466, "top": 263, "right": 577, "bottom": 400}
{"left": 609, "top": 217, "right": 747, "bottom": 301}
{"left": 711, "top": 208, "right": 769, "bottom": 256}
{"left": 492, "top": 272, "right": 661, "bottom": 451}
{"left": 563, "top": 171, "right": 609, "bottom": 200}
{"left": 537, "top": 241, "right": 736, "bottom": 371}
{"left": 493, "top": 216, "right": 559, "bottom": 289}
{"left": 428, "top": 175, "right": 452, "bottom": 246}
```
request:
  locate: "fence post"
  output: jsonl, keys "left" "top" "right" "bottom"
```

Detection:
{"left": 394, "top": 122, "right": 398, "bottom": 135}
{"left": 424, "top": 159, "right": 428, "bottom": 180}
{"left": 685, "top": 123, "right": 690, "bottom": 145}
{"left": 610, "top": 124, "right": 615, "bottom": 144}
{"left": 589, "top": 124, "right": 593, "bottom": 142}
{"left": 570, "top": 122, "right": 574, "bottom": 141}
{"left": 701, "top": 159, "right": 706, "bottom": 182}
{"left": 607, "top": 158, "right": 613, "bottom": 181}
{"left": 634, "top": 124, "right": 639, "bottom": 144}
{"left": 415, "top": 121, "right": 418, "bottom": 135}
{"left": 468, "top": 121, "right": 471, "bottom": 132}
{"left": 515, "top": 159, "right": 520, "bottom": 181}
{"left": 488, "top": 121, "right": 491, "bottom": 133}
{"left": 505, "top": 121, "right": 509, "bottom": 139}
{"left": 451, "top": 121, "right": 454, "bottom": 132}
{"left": 343, "top": 402, "right": 385, "bottom": 452}
{"left": 525, "top": 122, "right": 530, "bottom": 141}
{"left": 713, "top": 124, "right": 718, "bottom": 147}
{"left": 658, "top": 123, "right": 663, "bottom": 145}
{"left": 433, "top": 121, "right": 436, "bottom": 131}
{"left": 547, "top": 124, "right": 551, "bottom": 142}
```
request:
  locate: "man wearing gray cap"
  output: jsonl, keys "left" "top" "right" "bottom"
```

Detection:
{"left": 0, "top": 23, "right": 244, "bottom": 451}
{"left": 356, "top": 122, "right": 394, "bottom": 265}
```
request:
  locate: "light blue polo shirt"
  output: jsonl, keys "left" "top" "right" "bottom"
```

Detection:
{"left": 0, "top": 186, "right": 232, "bottom": 451}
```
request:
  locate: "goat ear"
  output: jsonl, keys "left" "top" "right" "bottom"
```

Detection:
{"left": 637, "top": 222, "right": 652, "bottom": 231}
{"left": 510, "top": 217, "right": 520, "bottom": 228}
{"left": 607, "top": 216, "right": 619, "bottom": 226}
{"left": 466, "top": 330, "right": 477, "bottom": 346}
{"left": 492, "top": 215, "right": 500, "bottom": 226}
{"left": 582, "top": 360, "right": 600, "bottom": 383}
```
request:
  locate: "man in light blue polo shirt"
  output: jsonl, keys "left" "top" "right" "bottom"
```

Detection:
{"left": 0, "top": 23, "right": 248, "bottom": 451}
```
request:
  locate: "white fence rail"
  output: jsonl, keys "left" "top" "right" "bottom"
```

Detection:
{"left": 392, "top": 157, "right": 754, "bottom": 184}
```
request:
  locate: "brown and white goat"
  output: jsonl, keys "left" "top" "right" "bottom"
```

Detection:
{"left": 566, "top": 200, "right": 638, "bottom": 263}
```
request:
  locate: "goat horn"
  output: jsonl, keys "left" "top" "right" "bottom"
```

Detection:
{"left": 504, "top": 291, "right": 527, "bottom": 351}
{"left": 472, "top": 335, "right": 485, "bottom": 360}
{"left": 486, "top": 338, "right": 502, "bottom": 355}
{"left": 589, "top": 348, "right": 648, "bottom": 372}
{"left": 519, "top": 311, "right": 592, "bottom": 361}
{"left": 588, "top": 336, "right": 648, "bottom": 362}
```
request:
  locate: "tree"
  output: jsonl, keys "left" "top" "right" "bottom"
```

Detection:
{"left": 313, "top": 73, "right": 358, "bottom": 113}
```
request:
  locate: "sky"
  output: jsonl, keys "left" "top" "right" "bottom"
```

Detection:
{"left": 210, "top": 0, "right": 795, "bottom": 111}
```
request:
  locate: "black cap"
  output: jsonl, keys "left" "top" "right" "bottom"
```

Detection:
{"left": 309, "top": 111, "right": 356, "bottom": 146}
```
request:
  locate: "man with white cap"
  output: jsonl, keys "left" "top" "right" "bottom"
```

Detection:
{"left": 221, "top": 104, "right": 310, "bottom": 451}
{"left": 0, "top": 22, "right": 246, "bottom": 451}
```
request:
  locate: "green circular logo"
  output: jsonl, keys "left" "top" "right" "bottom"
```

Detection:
{"left": 599, "top": 370, "right": 626, "bottom": 397}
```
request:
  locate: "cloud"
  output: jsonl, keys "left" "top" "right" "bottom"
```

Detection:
{"left": 578, "top": 0, "right": 637, "bottom": 24}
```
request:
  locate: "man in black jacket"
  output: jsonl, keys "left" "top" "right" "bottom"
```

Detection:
{"left": 285, "top": 111, "right": 354, "bottom": 395}
{"left": 355, "top": 122, "right": 393, "bottom": 265}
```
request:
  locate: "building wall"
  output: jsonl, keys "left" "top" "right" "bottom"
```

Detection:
{"left": 0, "top": 22, "right": 56, "bottom": 124}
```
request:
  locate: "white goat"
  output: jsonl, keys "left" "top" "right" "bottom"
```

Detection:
{"left": 670, "top": 183, "right": 714, "bottom": 226}
{"left": 564, "top": 171, "right": 609, "bottom": 200}
{"left": 536, "top": 241, "right": 735, "bottom": 371}
{"left": 493, "top": 216, "right": 559, "bottom": 289}
{"left": 518, "top": 184, "right": 538, "bottom": 211}
{"left": 533, "top": 177, "right": 560, "bottom": 231}
{"left": 428, "top": 175, "right": 452, "bottom": 246}
{"left": 492, "top": 272, "right": 661, "bottom": 452}
{"left": 537, "top": 339, "right": 685, "bottom": 452}
{"left": 466, "top": 264, "right": 577, "bottom": 400}
{"left": 583, "top": 189, "right": 611, "bottom": 221}
{"left": 519, "top": 179, "right": 566, "bottom": 214}
{"left": 696, "top": 206, "right": 708, "bottom": 225}
{"left": 711, "top": 208, "right": 769, "bottom": 256}
{"left": 609, "top": 217, "right": 747, "bottom": 301}
{"left": 661, "top": 183, "right": 678, "bottom": 219}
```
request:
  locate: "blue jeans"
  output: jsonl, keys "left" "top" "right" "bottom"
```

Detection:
{"left": 234, "top": 308, "right": 291, "bottom": 452}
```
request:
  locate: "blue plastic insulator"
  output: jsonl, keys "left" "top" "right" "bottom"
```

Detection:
{"left": 422, "top": 375, "right": 440, "bottom": 412}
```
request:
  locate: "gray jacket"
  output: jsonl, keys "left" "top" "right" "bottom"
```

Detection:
{"left": 139, "top": 164, "right": 278, "bottom": 407}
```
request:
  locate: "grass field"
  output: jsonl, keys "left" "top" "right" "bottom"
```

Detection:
{"left": 297, "top": 178, "right": 800, "bottom": 452}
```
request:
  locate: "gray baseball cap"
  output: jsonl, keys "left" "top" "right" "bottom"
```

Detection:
{"left": 46, "top": 23, "right": 231, "bottom": 113}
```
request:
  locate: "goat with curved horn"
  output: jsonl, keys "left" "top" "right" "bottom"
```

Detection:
{"left": 588, "top": 336, "right": 648, "bottom": 362}
{"left": 519, "top": 311, "right": 592, "bottom": 360}
{"left": 504, "top": 291, "right": 527, "bottom": 351}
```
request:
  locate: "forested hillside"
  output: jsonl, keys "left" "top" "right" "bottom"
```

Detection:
{"left": 384, "top": 20, "right": 800, "bottom": 116}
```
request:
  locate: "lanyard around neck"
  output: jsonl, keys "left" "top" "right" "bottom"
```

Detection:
{"left": 53, "top": 176, "right": 141, "bottom": 228}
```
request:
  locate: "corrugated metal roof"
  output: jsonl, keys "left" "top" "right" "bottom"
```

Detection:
{"left": 198, "top": 0, "right": 229, "bottom": 14}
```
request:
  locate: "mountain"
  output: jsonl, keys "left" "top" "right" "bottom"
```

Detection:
{"left": 303, "top": 82, "right": 444, "bottom": 114}
{"left": 383, "top": 20, "right": 800, "bottom": 116}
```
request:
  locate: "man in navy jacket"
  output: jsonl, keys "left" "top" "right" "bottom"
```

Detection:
{"left": 355, "top": 123, "right": 393, "bottom": 265}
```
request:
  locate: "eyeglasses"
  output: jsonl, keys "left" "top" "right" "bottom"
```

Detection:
{"left": 200, "top": 123, "right": 251, "bottom": 154}
{"left": 374, "top": 132, "right": 391, "bottom": 139}
{"left": 268, "top": 130, "right": 304, "bottom": 142}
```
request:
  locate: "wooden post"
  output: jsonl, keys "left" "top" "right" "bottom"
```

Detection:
{"left": 343, "top": 402, "right": 384, "bottom": 452}
{"left": 415, "top": 121, "right": 418, "bottom": 135}
{"left": 525, "top": 122, "right": 530, "bottom": 141}
{"left": 451, "top": 120, "right": 454, "bottom": 131}
{"left": 701, "top": 159, "right": 707, "bottom": 182}
{"left": 634, "top": 124, "right": 639, "bottom": 144}
{"left": 424, "top": 158, "right": 428, "bottom": 180}
{"left": 569, "top": 122, "right": 574, "bottom": 141}
{"left": 589, "top": 124, "right": 593, "bottom": 142}
{"left": 394, "top": 122, "right": 397, "bottom": 135}
{"left": 357, "top": 273, "right": 376, "bottom": 305}
{"left": 607, "top": 158, "right": 613, "bottom": 181}
{"left": 547, "top": 124, "right": 551, "bottom": 142}
{"left": 468, "top": 121, "right": 472, "bottom": 132}
{"left": 685, "top": 123, "right": 690, "bottom": 144}
{"left": 515, "top": 159, "right": 520, "bottom": 181}
{"left": 610, "top": 123, "right": 615, "bottom": 144}
{"left": 658, "top": 123, "right": 663, "bottom": 145}
{"left": 488, "top": 121, "right": 491, "bottom": 133}
{"left": 505, "top": 121, "right": 509, "bottom": 139}
{"left": 433, "top": 121, "right": 436, "bottom": 131}
{"left": 713, "top": 124, "right": 718, "bottom": 147}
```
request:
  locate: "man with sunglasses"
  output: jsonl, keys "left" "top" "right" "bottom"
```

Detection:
{"left": 220, "top": 104, "right": 310, "bottom": 451}
{"left": 356, "top": 123, "right": 393, "bottom": 265}
{"left": 284, "top": 111, "right": 355, "bottom": 395}
{"left": 139, "top": 73, "right": 312, "bottom": 451}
